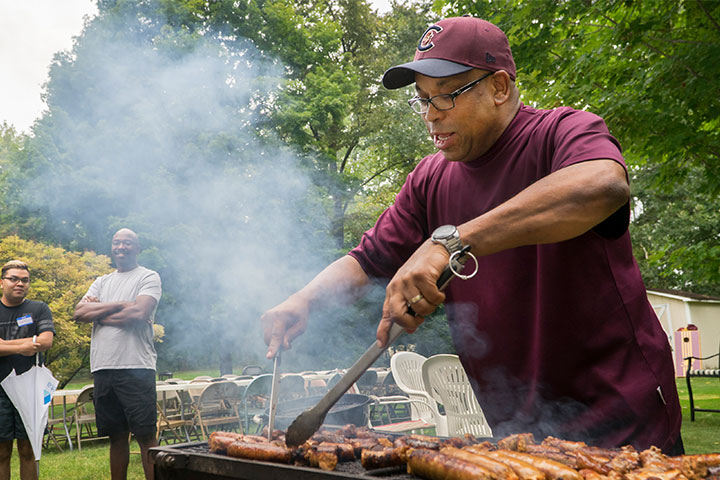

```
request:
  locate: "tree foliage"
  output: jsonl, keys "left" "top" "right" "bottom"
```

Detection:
{"left": 0, "top": 236, "right": 112, "bottom": 387}
{"left": 0, "top": 0, "right": 455, "bottom": 372}
{"left": 441, "top": 0, "right": 720, "bottom": 293}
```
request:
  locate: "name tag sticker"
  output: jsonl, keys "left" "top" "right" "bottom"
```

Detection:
{"left": 16, "top": 315, "right": 33, "bottom": 327}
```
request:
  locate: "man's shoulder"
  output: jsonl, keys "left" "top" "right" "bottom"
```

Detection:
{"left": 21, "top": 299, "right": 50, "bottom": 310}
{"left": 103, "top": 266, "right": 160, "bottom": 279}
{"left": 520, "top": 104, "right": 606, "bottom": 127}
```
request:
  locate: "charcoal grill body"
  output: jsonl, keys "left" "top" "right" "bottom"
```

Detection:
{"left": 150, "top": 441, "right": 415, "bottom": 480}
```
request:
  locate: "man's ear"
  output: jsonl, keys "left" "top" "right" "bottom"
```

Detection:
{"left": 491, "top": 70, "right": 512, "bottom": 105}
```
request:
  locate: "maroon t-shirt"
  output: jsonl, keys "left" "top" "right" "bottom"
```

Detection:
{"left": 349, "top": 104, "right": 681, "bottom": 451}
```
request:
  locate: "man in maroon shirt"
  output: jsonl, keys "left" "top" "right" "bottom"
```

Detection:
{"left": 261, "top": 16, "right": 682, "bottom": 452}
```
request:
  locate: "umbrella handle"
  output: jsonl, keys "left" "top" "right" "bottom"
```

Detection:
{"left": 33, "top": 336, "right": 39, "bottom": 367}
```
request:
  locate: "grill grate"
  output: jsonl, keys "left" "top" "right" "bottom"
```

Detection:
{"left": 151, "top": 441, "right": 418, "bottom": 480}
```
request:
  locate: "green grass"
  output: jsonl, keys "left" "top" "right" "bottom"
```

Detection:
{"left": 3, "top": 375, "right": 718, "bottom": 479}
{"left": 676, "top": 376, "right": 720, "bottom": 454}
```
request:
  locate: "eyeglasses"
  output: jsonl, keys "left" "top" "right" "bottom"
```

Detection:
{"left": 2, "top": 276, "right": 30, "bottom": 285}
{"left": 408, "top": 72, "right": 493, "bottom": 114}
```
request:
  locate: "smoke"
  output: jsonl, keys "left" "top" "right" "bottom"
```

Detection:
{"left": 24, "top": 10, "right": 358, "bottom": 371}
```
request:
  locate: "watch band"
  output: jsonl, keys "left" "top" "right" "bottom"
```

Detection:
{"left": 431, "top": 225, "right": 462, "bottom": 254}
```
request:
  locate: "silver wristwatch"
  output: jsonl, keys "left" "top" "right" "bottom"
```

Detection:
{"left": 431, "top": 225, "right": 462, "bottom": 255}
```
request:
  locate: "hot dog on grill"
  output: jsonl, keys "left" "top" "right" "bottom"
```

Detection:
{"left": 407, "top": 448, "right": 494, "bottom": 480}
{"left": 497, "top": 449, "right": 584, "bottom": 480}
{"left": 361, "top": 447, "right": 405, "bottom": 470}
{"left": 442, "top": 446, "right": 518, "bottom": 480}
{"left": 479, "top": 449, "right": 546, "bottom": 480}
{"left": 226, "top": 441, "right": 292, "bottom": 463}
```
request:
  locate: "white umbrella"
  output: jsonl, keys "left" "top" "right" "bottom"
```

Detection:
{"left": 0, "top": 347, "right": 59, "bottom": 461}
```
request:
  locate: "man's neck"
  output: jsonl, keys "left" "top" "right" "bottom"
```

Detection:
{"left": 116, "top": 263, "right": 139, "bottom": 273}
{"left": 1, "top": 296, "right": 24, "bottom": 307}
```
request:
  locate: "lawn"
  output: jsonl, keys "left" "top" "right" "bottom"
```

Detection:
{"left": 5, "top": 376, "right": 719, "bottom": 479}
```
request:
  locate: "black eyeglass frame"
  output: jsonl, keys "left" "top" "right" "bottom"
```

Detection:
{"left": 408, "top": 72, "right": 494, "bottom": 114}
{"left": 2, "top": 276, "right": 30, "bottom": 285}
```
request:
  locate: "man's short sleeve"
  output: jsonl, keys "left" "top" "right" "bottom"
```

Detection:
{"left": 138, "top": 271, "right": 162, "bottom": 302}
{"left": 35, "top": 302, "right": 55, "bottom": 334}
{"left": 84, "top": 276, "right": 103, "bottom": 300}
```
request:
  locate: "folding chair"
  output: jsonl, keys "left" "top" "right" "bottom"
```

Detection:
{"left": 241, "top": 365, "right": 263, "bottom": 376}
{"left": 240, "top": 374, "right": 272, "bottom": 434}
{"left": 70, "top": 386, "right": 107, "bottom": 450}
{"left": 156, "top": 385, "right": 196, "bottom": 444}
{"left": 421, "top": 354, "right": 492, "bottom": 438}
{"left": 279, "top": 374, "right": 307, "bottom": 401}
{"left": 192, "top": 381, "right": 243, "bottom": 440}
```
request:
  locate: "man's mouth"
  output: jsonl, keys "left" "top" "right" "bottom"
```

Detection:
{"left": 433, "top": 132, "right": 453, "bottom": 149}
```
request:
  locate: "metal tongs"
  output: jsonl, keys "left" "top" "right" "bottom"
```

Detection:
{"left": 285, "top": 246, "right": 472, "bottom": 447}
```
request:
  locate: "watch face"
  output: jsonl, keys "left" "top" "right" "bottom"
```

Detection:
{"left": 433, "top": 225, "right": 457, "bottom": 240}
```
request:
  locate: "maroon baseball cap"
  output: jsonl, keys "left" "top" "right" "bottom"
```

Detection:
{"left": 382, "top": 16, "right": 516, "bottom": 89}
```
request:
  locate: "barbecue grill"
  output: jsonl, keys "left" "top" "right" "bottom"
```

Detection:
{"left": 150, "top": 440, "right": 417, "bottom": 480}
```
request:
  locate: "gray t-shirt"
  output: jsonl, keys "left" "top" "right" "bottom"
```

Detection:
{"left": 86, "top": 266, "right": 162, "bottom": 372}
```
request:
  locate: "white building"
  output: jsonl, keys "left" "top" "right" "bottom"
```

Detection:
{"left": 647, "top": 289, "right": 720, "bottom": 373}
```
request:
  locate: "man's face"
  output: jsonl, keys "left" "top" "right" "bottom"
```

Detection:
{"left": 414, "top": 69, "right": 504, "bottom": 163}
{"left": 111, "top": 231, "right": 140, "bottom": 267}
{"left": 1, "top": 268, "right": 30, "bottom": 305}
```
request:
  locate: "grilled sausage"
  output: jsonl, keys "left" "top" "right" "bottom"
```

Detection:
{"left": 498, "top": 433, "right": 536, "bottom": 452}
{"left": 316, "top": 442, "right": 355, "bottom": 462}
{"left": 304, "top": 448, "right": 338, "bottom": 471}
{"left": 407, "top": 448, "right": 494, "bottom": 480}
{"left": 208, "top": 432, "right": 239, "bottom": 453}
{"left": 226, "top": 441, "right": 292, "bottom": 463}
{"left": 442, "top": 447, "right": 518, "bottom": 480}
{"left": 361, "top": 447, "right": 405, "bottom": 470}
{"left": 497, "top": 449, "right": 584, "bottom": 480}
{"left": 481, "top": 449, "right": 546, "bottom": 480}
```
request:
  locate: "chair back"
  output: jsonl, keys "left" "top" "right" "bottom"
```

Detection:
{"left": 76, "top": 385, "right": 94, "bottom": 405}
{"left": 241, "top": 365, "right": 263, "bottom": 375}
{"left": 356, "top": 369, "right": 378, "bottom": 394}
{"left": 390, "top": 351, "right": 446, "bottom": 434}
{"left": 279, "top": 374, "right": 307, "bottom": 400}
{"left": 421, "top": 354, "right": 492, "bottom": 438}
{"left": 240, "top": 374, "right": 273, "bottom": 433}
{"left": 197, "top": 381, "right": 241, "bottom": 409}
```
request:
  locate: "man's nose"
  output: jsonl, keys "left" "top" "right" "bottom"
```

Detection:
{"left": 423, "top": 102, "right": 444, "bottom": 122}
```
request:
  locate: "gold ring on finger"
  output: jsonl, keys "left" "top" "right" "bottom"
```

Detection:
{"left": 407, "top": 294, "right": 424, "bottom": 305}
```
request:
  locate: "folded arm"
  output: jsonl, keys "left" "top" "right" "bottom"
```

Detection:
{"left": 0, "top": 331, "right": 53, "bottom": 356}
{"left": 73, "top": 295, "right": 157, "bottom": 326}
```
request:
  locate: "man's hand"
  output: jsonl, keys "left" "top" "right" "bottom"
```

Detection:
{"left": 79, "top": 296, "right": 100, "bottom": 304}
{"left": 16, "top": 338, "right": 40, "bottom": 356}
{"left": 376, "top": 240, "right": 449, "bottom": 347}
{"left": 261, "top": 296, "right": 310, "bottom": 359}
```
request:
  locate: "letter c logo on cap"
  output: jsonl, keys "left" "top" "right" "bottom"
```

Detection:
{"left": 418, "top": 25, "right": 442, "bottom": 52}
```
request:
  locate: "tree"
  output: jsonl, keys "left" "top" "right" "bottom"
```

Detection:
{"left": 0, "top": 235, "right": 112, "bottom": 387}
{"left": 629, "top": 163, "right": 720, "bottom": 296}
{"left": 441, "top": 0, "right": 720, "bottom": 293}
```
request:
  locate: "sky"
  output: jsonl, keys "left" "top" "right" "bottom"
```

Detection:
{"left": 0, "top": 0, "right": 393, "bottom": 134}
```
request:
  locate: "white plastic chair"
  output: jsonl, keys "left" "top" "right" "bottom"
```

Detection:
{"left": 385, "top": 351, "right": 448, "bottom": 435}
{"left": 421, "top": 354, "right": 492, "bottom": 438}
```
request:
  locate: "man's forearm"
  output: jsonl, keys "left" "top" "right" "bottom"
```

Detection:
{"left": 459, "top": 160, "right": 629, "bottom": 256}
{"left": 296, "top": 255, "right": 371, "bottom": 309}
{"left": 73, "top": 302, "right": 126, "bottom": 323}
{"left": 97, "top": 295, "right": 158, "bottom": 327}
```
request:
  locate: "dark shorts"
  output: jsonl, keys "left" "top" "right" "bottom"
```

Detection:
{"left": 0, "top": 387, "right": 28, "bottom": 441}
{"left": 93, "top": 369, "right": 157, "bottom": 437}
